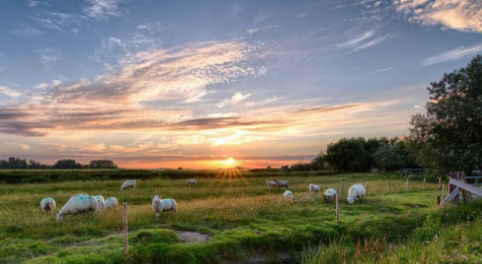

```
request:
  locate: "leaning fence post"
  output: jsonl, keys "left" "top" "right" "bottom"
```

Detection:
{"left": 341, "top": 182, "right": 344, "bottom": 195}
{"left": 335, "top": 193, "right": 339, "bottom": 223}
{"left": 442, "top": 184, "right": 446, "bottom": 199}
{"left": 123, "top": 203, "right": 129, "bottom": 255}
{"left": 438, "top": 177, "right": 441, "bottom": 189}
{"left": 387, "top": 179, "right": 391, "bottom": 194}
{"left": 423, "top": 177, "right": 426, "bottom": 189}
{"left": 365, "top": 181, "right": 368, "bottom": 196}
{"left": 406, "top": 177, "right": 410, "bottom": 191}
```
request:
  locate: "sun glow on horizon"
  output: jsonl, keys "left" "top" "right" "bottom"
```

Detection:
{"left": 225, "top": 157, "right": 235, "bottom": 166}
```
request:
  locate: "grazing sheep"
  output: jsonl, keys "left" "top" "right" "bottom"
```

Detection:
{"left": 103, "top": 197, "right": 119, "bottom": 209}
{"left": 40, "top": 197, "right": 56, "bottom": 212}
{"left": 273, "top": 179, "right": 289, "bottom": 189}
{"left": 324, "top": 188, "right": 337, "bottom": 202}
{"left": 266, "top": 180, "right": 277, "bottom": 190}
{"left": 94, "top": 195, "right": 105, "bottom": 210}
{"left": 309, "top": 184, "right": 321, "bottom": 193}
{"left": 151, "top": 195, "right": 177, "bottom": 219}
{"left": 347, "top": 184, "right": 366, "bottom": 204}
{"left": 120, "top": 180, "right": 136, "bottom": 191}
{"left": 56, "top": 194, "right": 99, "bottom": 222}
{"left": 283, "top": 190, "right": 294, "bottom": 199}
{"left": 186, "top": 179, "right": 197, "bottom": 187}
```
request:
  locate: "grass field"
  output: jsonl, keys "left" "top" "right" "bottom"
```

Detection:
{"left": 0, "top": 170, "right": 480, "bottom": 264}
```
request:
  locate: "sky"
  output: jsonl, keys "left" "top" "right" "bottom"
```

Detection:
{"left": 0, "top": 0, "right": 481, "bottom": 169}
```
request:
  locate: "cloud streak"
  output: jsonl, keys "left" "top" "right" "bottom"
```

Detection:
{"left": 422, "top": 43, "right": 482, "bottom": 66}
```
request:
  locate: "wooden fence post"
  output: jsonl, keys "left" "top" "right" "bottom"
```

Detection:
{"left": 365, "top": 181, "right": 368, "bottom": 196}
{"left": 387, "top": 180, "right": 390, "bottom": 194}
{"left": 123, "top": 203, "right": 129, "bottom": 255}
{"left": 442, "top": 184, "right": 446, "bottom": 199}
{"left": 437, "top": 195, "right": 441, "bottom": 205}
{"left": 406, "top": 177, "right": 410, "bottom": 191}
{"left": 341, "top": 182, "right": 344, "bottom": 195}
{"left": 438, "top": 177, "right": 441, "bottom": 189}
{"left": 335, "top": 193, "right": 339, "bottom": 223}
{"left": 423, "top": 177, "right": 426, "bottom": 189}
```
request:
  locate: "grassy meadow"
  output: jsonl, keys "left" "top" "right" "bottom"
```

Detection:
{"left": 0, "top": 170, "right": 481, "bottom": 264}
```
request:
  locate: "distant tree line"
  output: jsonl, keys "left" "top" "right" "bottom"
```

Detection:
{"left": 0, "top": 157, "right": 118, "bottom": 169}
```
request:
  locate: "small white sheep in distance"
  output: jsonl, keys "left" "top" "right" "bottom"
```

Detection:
{"left": 347, "top": 184, "right": 366, "bottom": 204}
{"left": 283, "top": 190, "right": 294, "bottom": 199}
{"left": 56, "top": 194, "right": 99, "bottom": 222}
{"left": 120, "top": 180, "right": 136, "bottom": 191}
{"left": 40, "top": 197, "right": 56, "bottom": 212}
{"left": 309, "top": 183, "right": 321, "bottom": 193}
{"left": 266, "top": 180, "right": 277, "bottom": 190}
{"left": 186, "top": 179, "right": 197, "bottom": 187}
{"left": 273, "top": 179, "right": 289, "bottom": 189}
{"left": 324, "top": 188, "right": 337, "bottom": 202}
{"left": 152, "top": 195, "right": 177, "bottom": 219}
{"left": 103, "top": 197, "right": 119, "bottom": 209}
{"left": 94, "top": 195, "right": 105, "bottom": 210}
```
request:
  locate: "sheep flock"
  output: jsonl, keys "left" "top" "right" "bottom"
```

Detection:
{"left": 40, "top": 177, "right": 368, "bottom": 222}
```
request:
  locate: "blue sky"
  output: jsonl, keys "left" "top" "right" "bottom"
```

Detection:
{"left": 0, "top": 0, "right": 481, "bottom": 168}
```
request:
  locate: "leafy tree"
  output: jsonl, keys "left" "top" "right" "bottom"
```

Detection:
{"left": 324, "top": 138, "right": 368, "bottom": 172}
{"left": 53, "top": 159, "right": 83, "bottom": 169}
{"left": 311, "top": 151, "right": 325, "bottom": 170}
{"left": 373, "top": 144, "right": 406, "bottom": 171}
{"left": 408, "top": 55, "right": 482, "bottom": 174}
{"left": 88, "top": 159, "right": 118, "bottom": 169}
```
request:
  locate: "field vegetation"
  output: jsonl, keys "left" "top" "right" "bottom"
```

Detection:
{"left": 2, "top": 170, "right": 480, "bottom": 264}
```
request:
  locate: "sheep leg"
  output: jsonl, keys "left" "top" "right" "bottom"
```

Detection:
{"left": 156, "top": 211, "right": 159, "bottom": 219}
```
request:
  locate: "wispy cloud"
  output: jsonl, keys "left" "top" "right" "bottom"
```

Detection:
{"left": 296, "top": 13, "right": 307, "bottom": 18}
{"left": 370, "top": 66, "right": 393, "bottom": 74}
{"left": 12, "top": 25, "right": 43, "bottom": 36}
{"left": 83, "top": 0, "right": 123, "bottom": 20}
{"left": 0, "top": 40, "right": 265, "bottom": 137}
{"left": 33, "top": 12, "right": 84, "bottom": 33}
{"left": 348, "top": 34, "right": 390, "bottom": 53}
{"left": 394, "top": 0, "right": 482, "bottom": 33}
{"left": 422, "top": 43, "right": 482, "bottom": 66}
{"left": 34, "top": 80, "right": 62, "bottom": 89}
{"left": 338, "top": 30, "right": 375, "bottom": 47}
{"left": 217, "top": 92, "right": 251, "bottom": 108}
{"left": 246, "top": 96, "right": 278, "bottom": 106}
{"left": 337, "top": 29, "right": 390, "bottom": 53}
{"left": 0, "top": 85, "right": 21, "bottom": 98}
{"left": 26, "top": 0, "right": 39, "bottom": 7}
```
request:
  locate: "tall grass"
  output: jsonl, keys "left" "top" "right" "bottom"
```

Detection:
{"left": 0, "top": 172, "right": 472, "bottom": 264}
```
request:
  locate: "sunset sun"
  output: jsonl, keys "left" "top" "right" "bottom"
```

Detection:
{"left": 225, "top": 158, "right": 235, "bottom": 166}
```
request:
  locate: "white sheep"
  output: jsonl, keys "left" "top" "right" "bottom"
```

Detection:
{"left": 324, "top": 188, "right": 337, "bottom": 202}
{"left": 94, "top": 195, "right": 105, "bottom": 210}
{"left": 151, "top": 195, "right": 177, "bottom": 219}
{"left": 309, "top": 184, "right": 321, "bottom": 193}
{"left": 186, "top": 179, "right": 197, "bottom": 187}
{"left": 347, "top": 184, "right": 366, "bottom": 204}
{"left": 120, "top": 180, "right": 136, "bottom": 191}
{"left": 103, "top": 197, "right": 119, "bottom": 209}
{"left": 56, "top": 194, "right": 99, "bottom": 222}
{"left": 273, "top": 179, "right": 289, "bottom": 189}
{"left": 283, "top": 190, "right": 294, "bottom": 199}
{"left": 266, "top": 180, "right": 277, "bottom": 190}
{"left": 40, "top": 197, "right": 56, "bottom": 212}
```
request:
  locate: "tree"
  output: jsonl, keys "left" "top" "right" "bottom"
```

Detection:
{"left": 53, "top": 159, "right": 83, "bottom": 169}
{"left": 311, "top": 151, "right": 325, "bottom": 170}
{"left": 324, "top": 138, "right": 368, "bottom": 172}
{"left": 373, "top": 144, "right": 406, "bottom": 171}
{"left": 88, "top": 159, "right": 118, "bottom": 169}
{"left": 408, "top": 55, "right": 482, "bottom": 174}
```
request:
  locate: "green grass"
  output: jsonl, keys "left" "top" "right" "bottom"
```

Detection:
{"left": 0, "top": 171, "right": 476, "bottom": 264}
